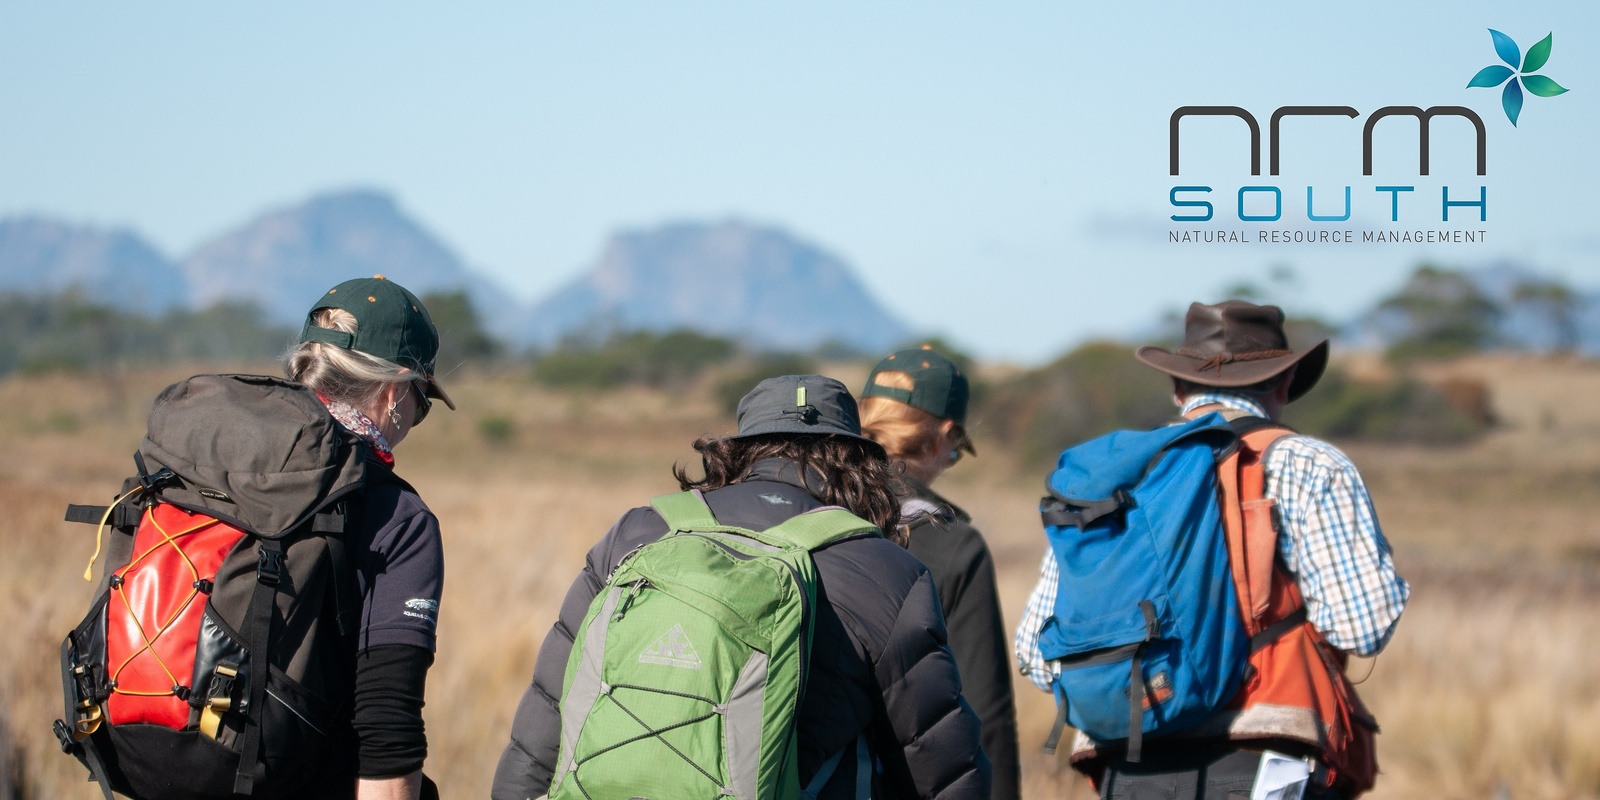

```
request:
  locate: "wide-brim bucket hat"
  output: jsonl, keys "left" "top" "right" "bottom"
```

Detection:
{"left": 1134, "top": 300, "right": 1328, "bottom": 402}
{"left": 732, "top": 374, "right": 880, "bottom": 447}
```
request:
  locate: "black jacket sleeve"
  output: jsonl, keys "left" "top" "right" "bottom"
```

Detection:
{"left": 492, "top": 510, "right": 662, "bottom": 800}
{"left": 871, "top": 570, "right": 992, "bottom": 799}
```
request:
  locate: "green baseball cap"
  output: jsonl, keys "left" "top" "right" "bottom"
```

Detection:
{"left": 299, "top": 275, "right": 456, "bottom": 410}
{"left": 862, "top": 345, "right": 969, "bottom": 427}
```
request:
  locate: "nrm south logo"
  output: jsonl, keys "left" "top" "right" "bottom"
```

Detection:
{"left": 1467, "top": 29, "right": 1569, "bottom": 126}
{"left": 1166, "top": 28, "right": 1569, "bottom": 230}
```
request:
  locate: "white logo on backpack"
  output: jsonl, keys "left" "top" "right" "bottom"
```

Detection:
{"left": 639, "top": 624, "right": 702, "bottom": 670}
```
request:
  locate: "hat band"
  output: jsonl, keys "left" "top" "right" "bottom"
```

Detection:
{"left": 866, "top": 385, "right": 915, "bottom": 405}
{"left": 1176, "top": 347, "right": 1294, "bottom": 374}
{"left": 302, "top": 325, "right": 356, "bottom": 349}
{"left": 780, "top": 405, "right": 822, "bottom": 425}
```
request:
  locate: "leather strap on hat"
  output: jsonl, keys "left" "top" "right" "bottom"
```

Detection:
{"left": 1177, "top": 347, "right": 1294, "bottom": 374}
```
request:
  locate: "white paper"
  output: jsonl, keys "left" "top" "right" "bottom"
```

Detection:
{"left": 1249, "top": 750, "right": 1310, "bottom": 800}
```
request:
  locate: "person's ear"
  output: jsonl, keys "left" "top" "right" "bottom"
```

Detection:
{"left": 381, "top": 381, "right": 406, "bottom": 409}
{"left": 1276, "top": 366, "right": 1298, "bottom": 404}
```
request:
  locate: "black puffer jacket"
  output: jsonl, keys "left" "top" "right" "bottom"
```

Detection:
{"left": 899, "top": 477, "right": 1020, "bottom": 800}
{"left": 492, "top": 458, "right": 992, "bottom": 800}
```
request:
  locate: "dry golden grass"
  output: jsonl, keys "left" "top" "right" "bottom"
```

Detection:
{"left": 2, "top": 356, "right": 1598, "bottom": 799}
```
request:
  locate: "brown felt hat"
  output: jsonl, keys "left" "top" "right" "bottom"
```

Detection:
{"left": 1135, "top": 300, "right": 1328, "bottom": 402}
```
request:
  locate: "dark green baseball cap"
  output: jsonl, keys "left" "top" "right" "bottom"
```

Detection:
{"left": 862, "top": 345, "right": 969, "bottom": 427}
{"left": 299, "top": 275, "right": 456, "bottom": 410}
{"left": 732, "top": 374, "right": 878, "bottom": 446}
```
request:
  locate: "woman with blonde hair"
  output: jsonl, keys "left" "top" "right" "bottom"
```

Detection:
{"left": 859, "top": 346, "right": 1021, "bottom": 800}
{"left": 57, "top": 275, "right": 451, "bottom": 800}
{"left": 286, "top": 275, "right": 454, "bottom": 800}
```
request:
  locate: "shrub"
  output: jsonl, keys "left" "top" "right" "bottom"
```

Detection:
{"left": 476, "top": 414, "right": 516, "bottom": 447}
{"left": 977, "top": 341, "right": 1174, "bottom": 466}
{"left": 1379, "top": 266, "right": 1501, "bottom": 362}
{"left": 0, "top": 292, "right": 292, "bottom": 377}
{"left": 1287, "top": 368, "right": 1491, "bottom": 445}
{"left": 530, "top": 329, "right": 736, "bottom": 390}
{"left": 980, "top": 344, "right": 1493, "bottom": 466}
{"left": 713, "top": 352, "right": 819, "bottom": 413}
{"left": 422, "top": 290, "right": 502, "bottom": 371}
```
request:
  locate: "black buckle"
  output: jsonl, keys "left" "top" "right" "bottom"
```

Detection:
{"left": 73, "top": 664, "right": 98, "bottom": 702}
{"left": 257, "top": 547, "right": 285, "bottom": 585}
{"left": 53, "top": 718, "right": 76, "bottom": 752}
{"left": 134, "top": 452, "right": 176, "bottom": 493}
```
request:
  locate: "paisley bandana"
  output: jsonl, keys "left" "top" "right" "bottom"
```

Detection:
{"left": 319, "top": 395, "right": 396, "bottom": 466}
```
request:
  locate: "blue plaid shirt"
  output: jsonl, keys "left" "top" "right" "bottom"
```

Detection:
{"left": 1014, "top": 391, "right": 1410, "bottom": 691}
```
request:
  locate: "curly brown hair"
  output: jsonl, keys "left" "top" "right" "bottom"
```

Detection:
{"left": 672, "top": 434, "right": 904, "bottom": 544}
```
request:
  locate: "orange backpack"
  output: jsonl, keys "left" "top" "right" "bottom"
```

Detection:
{"left": 1216, "top": 418, "right": 1380, "bottom": 797}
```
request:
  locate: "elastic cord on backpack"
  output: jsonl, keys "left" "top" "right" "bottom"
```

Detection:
{"left": 84, "top": 487, "right": 144, "bottom": 582}
{"left": 107, "top": 507, "right": 220, "bottom": 700}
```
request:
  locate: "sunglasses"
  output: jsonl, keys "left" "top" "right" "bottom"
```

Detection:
{"left": 410, "top": 380, "right": 432, "bottom": 426}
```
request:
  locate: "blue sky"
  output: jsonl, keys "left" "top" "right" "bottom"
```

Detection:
{"left": 1, "top": 2, "right": 1594, "bottom": 362}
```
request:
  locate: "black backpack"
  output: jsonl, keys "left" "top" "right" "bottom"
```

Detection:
{"left": 55, "top": 374, "right": 372, "bottom": 799}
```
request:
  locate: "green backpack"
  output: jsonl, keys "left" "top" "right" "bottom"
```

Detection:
{"left": 550, "top": 490, "right": 879, "bottom": 800}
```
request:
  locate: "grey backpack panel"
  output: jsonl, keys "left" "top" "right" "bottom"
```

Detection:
{"left": 140, "top": 374, "right": 367, "bottom": 538}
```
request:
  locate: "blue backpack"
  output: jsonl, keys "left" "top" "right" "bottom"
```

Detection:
{"left": 1035, "top": 412, "right": 1250, "bottom": 761}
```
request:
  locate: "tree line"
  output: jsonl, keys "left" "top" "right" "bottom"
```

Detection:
{"left": 8, "top": 263, "right": 1575, "bottom": 452}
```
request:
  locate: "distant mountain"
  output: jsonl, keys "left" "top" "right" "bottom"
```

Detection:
{"left": 179, "top": 189, "right": 520, "bottom": 336}
{"left": 1, "top": 197, "right": 916, "bottom": 355}
{"left": 0, "top": 218, "right": 186, "bottom": 313}
{"left": 523, "top": 221, "right": 911, "bottom": 353}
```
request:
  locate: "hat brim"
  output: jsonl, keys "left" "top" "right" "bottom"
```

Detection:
{"left": 422, "top": 376, "right": 456, "bottom": 411}
{"left": 730, "top": 424, "right": 881, "bottom": 447}
{"left": 1135, "top": 339, "right": 1328, "bottom": 402}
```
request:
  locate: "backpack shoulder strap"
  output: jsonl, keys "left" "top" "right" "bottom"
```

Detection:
{"left": 1216, "top": 418, "right": 1297, "bottom": 631}
{"left": 763, "top": 508, "right": 880, "bottom": 552}
{"left": 650, "top": 490, "right": 722, "bottom": 532}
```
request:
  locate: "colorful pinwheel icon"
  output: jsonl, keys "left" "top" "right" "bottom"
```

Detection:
{"left": 1468, "top": 29, "right": 1568, "bottom": 126}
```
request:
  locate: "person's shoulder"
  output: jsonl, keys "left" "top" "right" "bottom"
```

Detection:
{"left": 1269, "top": 431, "right": 1367, "bottom": 482}
{"left": 602, "top": 504, "right": 673, "bottom": 551}
{"left": 900, "top": 477, "right": 972, "bottom": 522}
{"left": 907, "top": 509, "right": 988, "bottom": 567}
{"left": 359, "top": 465, "right": 434, "bottom": 528}
{"left": 817, "top": 528, "right": 931, "bottom": 599}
